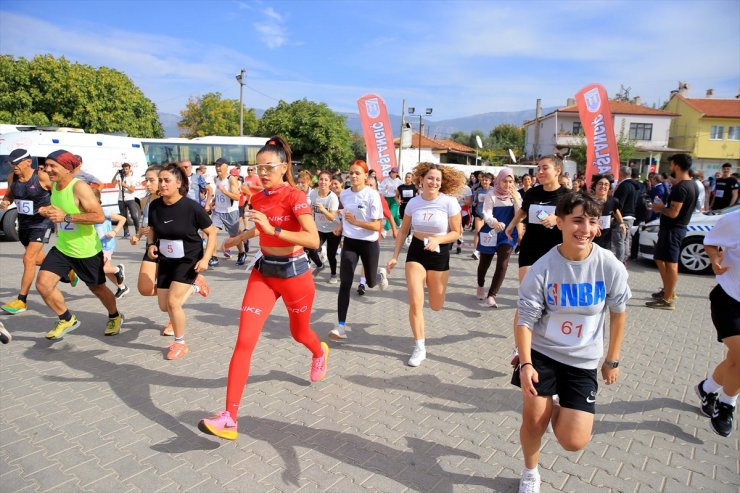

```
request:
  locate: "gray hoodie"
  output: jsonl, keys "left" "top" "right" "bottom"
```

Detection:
{"left": 518, "top": 244, "right": 631, "bottom": 369}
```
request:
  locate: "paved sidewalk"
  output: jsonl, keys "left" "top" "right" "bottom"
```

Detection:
{"left": 0, "top": 235, "right": 737, "bottom": 493}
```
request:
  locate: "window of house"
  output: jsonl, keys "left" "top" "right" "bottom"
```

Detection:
{"left": 572, "top": 122, "right": 582, "bottom": 135}
{"left": 728, "top": 126, "right": 740, "bottom": 141}
{"left": 710, "top": 125, "right": 725, "bottom": 140}
{"left": 628, "top": 123, "right": 653, "bottom": 141}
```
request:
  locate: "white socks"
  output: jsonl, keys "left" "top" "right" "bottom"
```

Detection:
{"left": 719, "top": 391, "right": 738, "bottom": 407}
{"left": 415, "top": 339, "right": 425, "bottom": 350}
{"left": 703, "top": 376, "right": 722, "bottom": 394}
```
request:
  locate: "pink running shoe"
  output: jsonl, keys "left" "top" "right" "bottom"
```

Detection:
{"left": 193, "top": 274, "right": 210, "bottom": 298}
{"left": 476, "top": 286, "right": 484, "bottom": 300}
{"left": 166, "top": 341, "right": 189, "bottom": 360}
{"left": 200, "top": 411, "right": 238, "bottom": 440}
{"left": 310, "top": 342, "right": 329, "bottom": 382}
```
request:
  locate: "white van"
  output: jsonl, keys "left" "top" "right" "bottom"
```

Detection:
{"left": 0, "top": 130, "right": 148, "bottom": 241}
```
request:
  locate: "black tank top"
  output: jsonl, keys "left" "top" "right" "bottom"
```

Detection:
{"left": 10, "top": 171, "right": 53, "bottom": 227}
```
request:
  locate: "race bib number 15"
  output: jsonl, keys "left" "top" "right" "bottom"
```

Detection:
{"left": 16, "top": 200, "right": 34, "bottom": 215}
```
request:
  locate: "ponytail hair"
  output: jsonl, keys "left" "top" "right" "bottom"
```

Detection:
{"left": 258, "top": 135, "right": 295, "bottom": 186}
{"left": 164, "top": 162, "right": 189, "bottom": 196}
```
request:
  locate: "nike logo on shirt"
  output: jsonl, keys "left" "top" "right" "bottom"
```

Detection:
{"left": 164, "top": 220, "right": 173, "bottom": 223}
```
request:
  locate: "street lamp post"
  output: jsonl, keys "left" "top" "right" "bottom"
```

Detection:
{"left": 408, "top": 107, "right": 433, "bottom": 165}
{"left": 236, "top": 68, "right": 246, "bottom": 136}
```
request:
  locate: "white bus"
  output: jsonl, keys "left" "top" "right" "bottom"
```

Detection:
{"left": 0, "top": 130, "right": 148, "bottom": 240}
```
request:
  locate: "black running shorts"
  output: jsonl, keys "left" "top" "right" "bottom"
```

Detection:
{"left": 710, "top": 284, "right": 740, "bottom": 342}
{"left": 40, "top": 247, "right": 106, "bottom": 286}
{"left": 512, "top": 349, "right": 598, "bottom": 414}
{"left": 405, "top": 236, "right": 450, "bottom": 271}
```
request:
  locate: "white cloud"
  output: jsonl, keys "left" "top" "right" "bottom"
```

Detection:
{"left": 253, "top": 6, "right": 289, "bottom": 48}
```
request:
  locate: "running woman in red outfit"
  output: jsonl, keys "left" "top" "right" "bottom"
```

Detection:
{"left": 200, "top": 136, "right": 328, "bottom": 441}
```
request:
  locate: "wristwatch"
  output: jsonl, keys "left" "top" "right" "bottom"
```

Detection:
{"left": 604, "top": 360, "right": 619, "bottom": 368}
{"left": 64, "top": 213, "right": 72, "bottom": 223}
{"left": 273, "top": 227, "right": 282, "bottom": 237}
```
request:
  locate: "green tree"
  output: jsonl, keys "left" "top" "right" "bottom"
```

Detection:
{"left": 178, "top": 92, "right": 258, "bottom": 137}
{"left": 488, "top": 124, "right": 524, "bottom": 155}
{"left": 0, "top": 54, "right": 164, "bottom": 137}
{"left": 568, "top": 124, "right": 637, "bottom": 173}
{"left": 256, "top": 99, "right": 354, "bottom": 169}
{"left": 350, "top": 132, "right": 366, "bottom": 163}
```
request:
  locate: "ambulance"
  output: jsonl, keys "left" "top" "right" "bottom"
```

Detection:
{"left": 0, "top": 128, "right": 148, "bottom": 241}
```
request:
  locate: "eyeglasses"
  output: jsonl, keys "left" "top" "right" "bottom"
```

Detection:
{"left": 255, "top": 162, "right": 286, "bottom": 174}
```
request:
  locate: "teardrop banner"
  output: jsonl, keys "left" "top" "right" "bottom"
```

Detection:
{"left": 357, "top": 94, "right": 398, "bottom": 179}
{"left": 575, "top": 83, "right": 620, "bottom": 187}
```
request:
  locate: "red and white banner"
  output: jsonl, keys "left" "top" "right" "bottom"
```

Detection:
{"left": 357, "top": 94, "right": 397, "bottom": 179}
{"left": 575, "top": 83, "right": 620, "bottom": 187}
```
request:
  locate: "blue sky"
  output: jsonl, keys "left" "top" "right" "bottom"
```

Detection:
{"left": 1, "top": 0, "right": 739, "bottom": 123}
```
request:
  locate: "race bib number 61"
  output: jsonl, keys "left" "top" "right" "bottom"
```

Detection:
{"left": 545, "top": 313, "right": 597, "bottom": 348}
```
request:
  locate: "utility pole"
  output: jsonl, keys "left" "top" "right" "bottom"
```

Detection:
{"left": 236, "top": 68, "right": 246, "bottom": 136}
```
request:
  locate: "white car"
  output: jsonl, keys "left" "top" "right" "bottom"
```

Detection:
{"left": 637, "top": 204, "right": 740, "bottom": 274}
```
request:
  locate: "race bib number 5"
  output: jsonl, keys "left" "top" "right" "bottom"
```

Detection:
{"left": 159, "top": 239, "right": 185, "bottom": 259}
{"left": 545, "top": 313, "right": 597, "bottom": 348}
{"left": 16, "top": 200, "right": 34, "bottom": 215}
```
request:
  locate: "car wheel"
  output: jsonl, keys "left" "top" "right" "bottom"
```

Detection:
{"left": 678, "top": 236, "right": 711, "bottom": 274}
{"left": 1, "top": 209, "right": 19, "bottom": 242}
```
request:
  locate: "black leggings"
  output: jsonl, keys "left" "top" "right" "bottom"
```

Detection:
{"left": 476, "top": 244, "right": 513, "bottom": 297}
{"left": 118, "top": 199, "right": 140, "bottom": 236}
{"left": 338, "top": 237, "right": 379, "bottom": 323}
{"left": 308, "top": 231, "right": 342, "bottom": 275}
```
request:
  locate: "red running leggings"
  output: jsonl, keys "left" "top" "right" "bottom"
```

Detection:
{"left": 226, "top": 267, "right": 322, "bottom": 418}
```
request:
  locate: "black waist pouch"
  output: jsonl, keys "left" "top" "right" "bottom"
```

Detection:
{"left": 255, "top": 254, "right": 310, "bottom": 279}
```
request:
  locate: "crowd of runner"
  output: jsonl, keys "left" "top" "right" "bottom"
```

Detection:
{"left": 0, "top": 142, "right": 737, "bottom": 493}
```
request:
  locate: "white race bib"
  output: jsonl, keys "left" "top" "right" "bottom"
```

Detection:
{"left": 545, "top": 313, "right": 597, "bottom": 348}
{"left": 479, "top": 230, "right": 497, "bottom": 247}
{"left": 16, "top": 199, "right": 34, "bottom": 215}
{"left": 214, "top": 193, "right": 230, "bottom": 213}
{"left": 402, "top": 189, "right": 414, "bottom": 198}
{"left": 160, "top": 239, "right": 185, "bottom": 259}
{"left": 528, "top": 204, "right": 556, "bottom": 225}
{"left": 599, "top": 215, "right": 611, "bottom": 230}
{"left": 59, "top": 221, "right": 78, "bottom": 233}
{"left": 715, "top": 189, "right": 724, "bottom": 198}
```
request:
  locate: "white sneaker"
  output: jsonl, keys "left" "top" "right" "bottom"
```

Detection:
{"left": 329, "top": 325, "right": 347, "bottom": 340}
{"left": 408, "top": 347, "right": 426, "bottom": 367}
{"left": 377, "top": 267, "right": 389, "bottom": 291}
{"left": 518, "top": 470, "right": 541, "bottom": 493}
{"left": 485, "top": 296, "right": 497, "bottom": 308}
{"left": 328, "top": 275, "right": 338, "bottom": 284}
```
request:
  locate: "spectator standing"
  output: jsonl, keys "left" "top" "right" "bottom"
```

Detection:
{"left": 711, "top": 163, "right": 738, "bottom": 210}
{"left": 646, "top": 154, "right": 698, "bottom": 310}
{"left": 111, "top": 162, "right": 140, "bottom": 239}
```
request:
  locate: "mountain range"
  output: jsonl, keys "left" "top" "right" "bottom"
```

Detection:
{"left": 158, "top": 105, "right": 559, "bottom": 139}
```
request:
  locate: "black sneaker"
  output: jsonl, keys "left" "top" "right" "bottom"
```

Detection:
{"left": 357, "top": 283, "right": 366, "bottom": 296}
{"left": 455, "top": 246, "right": 462, "bottom": 254}
{"left": 114, "top": 285, "right": 130, "bottom": 299}
{"left": 650, "top": 288, "right": 665, "bottom": 299}
{"left": 645, "top": 298, "right": 675, "bottom": 310}
{"left": 114, "top": 264, "right": 126, "bottom": 285}
{"left": 711, "top": 401, "right": 735, "bottom": 437}
{"left": 208, "top": 256, "right": 219, "bottom": 267}
{"left": 236, "top": 252, "right": 247, "bottom": 266}
{"left": 695, "top": 380, "right": 718, "bottom": 417}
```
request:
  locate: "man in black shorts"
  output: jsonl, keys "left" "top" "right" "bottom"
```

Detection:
{"left": 646, "top": 154, "right": 697, "bottom": 310}
{"left": 1, "top": 149, "right": 54, "bottom": 316}
{"left": 35, "top": 150, "right": 123, "bottom": 339}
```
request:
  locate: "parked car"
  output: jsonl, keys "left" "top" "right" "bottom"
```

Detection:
{"left": 637, "top": 204, "right": 740, "bottom": 274}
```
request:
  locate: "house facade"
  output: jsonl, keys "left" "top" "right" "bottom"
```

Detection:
{"left": 523, "top": 99, "right": 679, "bottom": 175}
{"left": 394, "top": 132, "right": 477, "bottom": 176}
{"left": 664, "top": 94, "right": 740, "bottom": 173}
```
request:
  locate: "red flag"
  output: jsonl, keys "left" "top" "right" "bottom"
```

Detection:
{"left": 357, "top": 94, "right": 397, "bottom": 179}
{"left": 576, "top": 84, "right": 620, "bottom": 187}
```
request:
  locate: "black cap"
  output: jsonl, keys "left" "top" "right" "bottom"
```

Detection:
{"left": 9, "top": 148, "right": 31, "bottom": 164}
{"left": 215, "top": 158, "right": 229, "bottom": 165}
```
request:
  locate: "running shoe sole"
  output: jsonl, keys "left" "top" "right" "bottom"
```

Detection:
{"left": 198, "top": 420, "right": 238, "bottom": 440}
{"left": 1, "top": 304, "right": 27, "bottom": 314}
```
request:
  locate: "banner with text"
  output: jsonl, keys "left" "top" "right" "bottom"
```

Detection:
{"left": 576, "top": 83, "right": 620, "bottom": 186}
{"left": 357, "top": 94, "right": 397, "bottom": 178}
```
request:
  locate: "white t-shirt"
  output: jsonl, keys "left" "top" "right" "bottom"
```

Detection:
{"left": 308, "top": 189, "right": 340, "bottom": 233}
{"left": 339, "top": 186, "right": 383, "bottom": 241}
{"left": 404, "top": 193, "right": 461, "bottom": 236}
{"left": 121, "top": 174, "right": 137, "bottom": 201}
{"left": 703, "top": 209, "right": 740, "bottom": 301}
{"left": 380, "top": 176, "right": 402, "bottom": 197}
